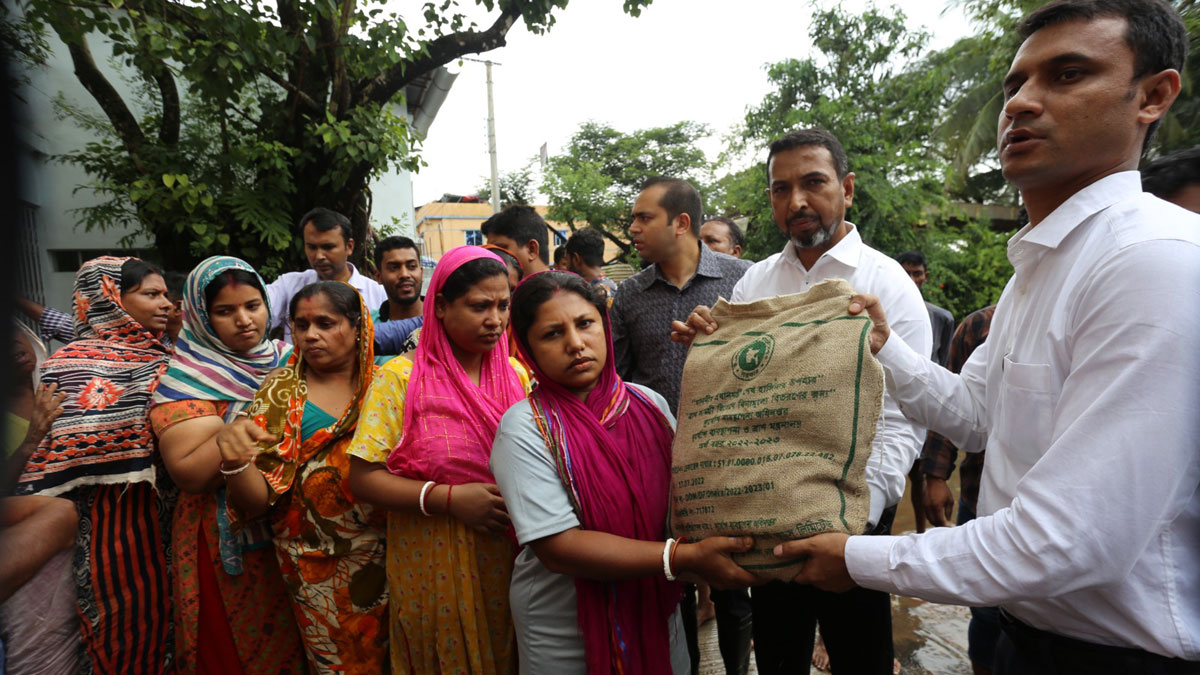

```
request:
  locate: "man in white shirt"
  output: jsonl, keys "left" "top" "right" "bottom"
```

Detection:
{"left": 671, "top": 128, "right": 931, "bottom": 674}
{"left": 266, "top": 207, "right": 386, "bottom": 342}
{"left": 777, "top": 1, "right": 1200, "bottom": 672}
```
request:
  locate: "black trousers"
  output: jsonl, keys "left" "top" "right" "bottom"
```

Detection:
{"left": 750, "top": 580, "right": 893, "bottom": 674}
{"left": 681, "top": 585, "right": 754, "bottom": 675}
{"left": 750, "top": 506, "right": 897, "bottom": 675}
{"left": 995, "top": 610, "right": 1200, "bottom": 675}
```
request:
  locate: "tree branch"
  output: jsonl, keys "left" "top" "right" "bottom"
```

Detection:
{"left": 151, "top": 64, "right": 179, "bottom": 145}
{"left": 48, "top": 14, "right": 146, "bottom": 168}
{"left": 358, "top": 6, "right": 521, "bottom": 106}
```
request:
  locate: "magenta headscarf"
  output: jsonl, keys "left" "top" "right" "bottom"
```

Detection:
{"left": 515, "top": 271, "right": 680, "bottom": 675}
{"left": 386, "top": 246, "right": 526, "bottom": 485}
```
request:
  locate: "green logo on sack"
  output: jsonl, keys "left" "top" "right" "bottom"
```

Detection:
{"left": 732, "top": 334, "right": 775, "bottom": 381}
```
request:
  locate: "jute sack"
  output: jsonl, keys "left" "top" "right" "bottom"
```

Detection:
{"left": 669, "top": 278, "right": 884, "bottom": 581}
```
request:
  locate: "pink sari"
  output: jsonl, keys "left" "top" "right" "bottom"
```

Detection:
{"left": 386, "top": 246, "right": 525, "bottom": 484}
{"left": 517, "top": 271, "right": 681, "bottom": 675}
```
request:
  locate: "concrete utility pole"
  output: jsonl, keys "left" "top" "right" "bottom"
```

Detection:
{"left": 485, "top": 60, "right": 499, "bottom": 214}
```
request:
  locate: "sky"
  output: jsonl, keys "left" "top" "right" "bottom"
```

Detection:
{"left": 394, "top": 0, "right": 975, "bottom": 206}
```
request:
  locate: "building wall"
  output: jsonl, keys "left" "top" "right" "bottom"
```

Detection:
{"left": 414, "top": 202, "right": 626, "bottom": 263}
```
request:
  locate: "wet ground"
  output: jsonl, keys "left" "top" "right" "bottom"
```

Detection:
{"left": 699, "top": 472, "right": 975, "bottom": 674}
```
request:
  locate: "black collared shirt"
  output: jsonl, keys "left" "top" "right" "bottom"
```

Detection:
{"left": 609, "top": 244, "right": 753, "bottom": 416}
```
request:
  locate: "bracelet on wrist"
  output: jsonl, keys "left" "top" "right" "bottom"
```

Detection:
{"left": 419, "top": 481, "right": 437, "bottom": 517}
{"left": 219, "top": 460, "right": 251, "bottom": 477}
{"left": 663, "top": 538, "right": 678, "bottom": 581}
{"left": 670, "top": 537, "right": 686, "bottom": 573}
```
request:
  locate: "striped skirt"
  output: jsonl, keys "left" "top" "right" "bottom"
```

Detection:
{"left": 71, "top": 482, "right": 175, "bottom": 674}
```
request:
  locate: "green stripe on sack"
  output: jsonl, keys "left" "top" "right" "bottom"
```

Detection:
{"left": 691, "top": 341, "right": 730, "bottom": 347}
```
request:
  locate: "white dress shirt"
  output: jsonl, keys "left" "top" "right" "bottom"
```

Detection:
{"left": 266, "top": 262, "right": 386, "bottom": 343}
{"left": 846, "top": 172, "right": 1200, "bottom": 659}
{"left": 731, "top": 224, "right": 932, "bottom": 526}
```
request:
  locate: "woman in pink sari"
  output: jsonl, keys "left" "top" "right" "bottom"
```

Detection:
{"left": 491, "top": 271, "right": 757, "bottom": 674}
{"left": 348, "top": 246, "right": 529, "bottom": 674}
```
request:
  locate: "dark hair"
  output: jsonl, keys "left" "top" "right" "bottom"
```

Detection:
{"left": 439, "top": 257, "right": 508, "bottom": 303}
{"left": 703, "top": 217, "right": 745, "bottom": 250}
{"left": 375, "top": 235, "right": 421, "bottom": 268}
{"left": 289, "top": 281, "right": 363, "bottom": 328}
{"left": 767, "top": 129, "right": 850, "bottom": 180}
{"left": 511, "top": 271, "right": 607, "bottom": 361}
{"left": 298, "top": 207, "right": 353, "bottom": 242}
{"left": 203, "top": 269, "right": 266, "bottom": 311}
{"left": 553, "top": 247, "right": 567, "bottom": 264}
{"left": 895, "top": 251, "right": 927, "bottom": 269}
{"left": 639, "top": 177, "right": 703, "bottom": 236}
{"left": 1142, "top": 145, "right": 1200, "bottom": 200}
{"left": 564, "top": 227, "right": 607, "bottom": 267}
{"left": 1018, "top": 0, "right": 1187, "bottom": 153}
{"left": 119, "top": 258, "right": 164, "bottom": 293}
{"left": 484, "top": 246, "right": 524, "bottom": 282}
{"left": 480, "top": 205, "right": 550, "bottom": 264}
{"left": 163, "top": 271, "right": 187, "bottom": 303}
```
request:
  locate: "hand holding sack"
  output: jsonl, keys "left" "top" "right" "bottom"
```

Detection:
{"left": 669, "top": 279, "right": 884, "bottom": 582}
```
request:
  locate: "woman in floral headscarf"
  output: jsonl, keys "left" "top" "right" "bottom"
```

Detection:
{"left": 150, "top": 256, "right": 305, "bottom": 674}
{"left": 219, "top": 280, "right": 387, "bottom": 675}
{"left": 347, "top": 246, "right": 529, "bottom": 674}
{"left": 17, "top": 256, "right": 177, "bottom": 674}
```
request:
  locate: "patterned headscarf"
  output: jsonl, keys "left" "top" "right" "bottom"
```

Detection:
{"left": 385, "top": 246, "right": 526, "bottom": 485}
{"left": 18, "top": 256, "right": 171, "bottom": 497}
{"left": 153, "top": 256, "right": 291, "bottom": 408}
{"left": 247, "top": 282, "right": 375, "bottom": 503}
{"left": 516, "top": 270, "right": 679, "bottom": 675}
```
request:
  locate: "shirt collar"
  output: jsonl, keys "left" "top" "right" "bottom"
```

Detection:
{"left": 634, "top": 241, "right": 725, "bottom": 291}
{"left": 1013, "top": 171, "right": 1141, "bottom": 251}
{"left": 781, "top": 222, "right": 863, "bottom": 271}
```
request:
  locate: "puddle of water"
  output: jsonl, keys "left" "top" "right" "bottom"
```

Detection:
{"left": 893, "top": 595, "right": 973, "bottom": 674}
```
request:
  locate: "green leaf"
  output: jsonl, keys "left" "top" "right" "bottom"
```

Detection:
{"left": 162, "top": 174, "right": 175, "bottom": 188}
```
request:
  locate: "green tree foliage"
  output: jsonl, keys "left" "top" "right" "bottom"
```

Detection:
{"left": 936, "top": 0, "right": 1200, "bottom": 197}
{"left": 476, "top": 160, "right": 536, "bottom": 207}
{"left": 709, "top": 5, "right": 1012, "bottom": 318}
{"left": 542, "top": 120, "right": 712, "bottom": 260}
{"left": 9, "top": 0, "right": 652, "bottom": 277}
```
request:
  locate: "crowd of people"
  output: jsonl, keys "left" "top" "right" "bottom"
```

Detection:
{"left": 2, "top": 1, "right": 1200, "bottom": 674}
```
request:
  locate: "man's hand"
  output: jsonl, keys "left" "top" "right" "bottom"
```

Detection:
{"left": 923, "top": 476, "right": 957, "bottom": 527}
{"left": 848, "top": 294, "right": 891, "bottom": 354}
{"left": 774, "top": 533, "right": 856, "bottom": 592}
{"left": 669, "top": 305, "right": 719, "bottom": 346}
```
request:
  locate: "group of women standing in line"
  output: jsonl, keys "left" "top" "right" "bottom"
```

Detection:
{"left": 7, "top": 244, "right": 754, "bottom": 675}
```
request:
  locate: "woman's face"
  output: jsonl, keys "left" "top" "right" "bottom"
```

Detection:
{"left": 291, "top": 292, "right": 358, "bottom": 372}
{"left": 208, "top": 282, "right": 269, "bottom": 352}
{"left": 12, "top": 332, "right": 35, "bottom": 380}
{"left": 525, "top": 290, "right": 607, "bottom": 400}
{"left": 436, "top": 273, "right": 510, "bottom": 357}
{"left": 121, "top": 273, "right": 173, "bottom": 334}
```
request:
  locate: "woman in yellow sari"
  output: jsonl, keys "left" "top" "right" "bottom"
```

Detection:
{"left": 348, "top": 246, "right": 528, "bottom": 674}
{"left": 219, "top": 280, "right": 387, "bottom": 674}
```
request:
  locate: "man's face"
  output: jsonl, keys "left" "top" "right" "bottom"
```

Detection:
{"left": 485, "top": 233, "right": 537, "bottom": 271}
{"left": 997, "top": 17, "right": 1147, "bottom": 198}
{"left": 902, "top": 263, "right": 927, "bottom": 289}
{"left": 768, "top": 145, "right": 854, "bottom": 251}
{"left": 377, "top": 247, "right": 423, "bottom": 306}
{"left": 303, "top": 222, "right": 353, "bottom": 280}
{"left": 628, "top": 185, "right": 679, "bottom": 264}
{"left": 700, "top": 221, "right": 741, "bottom": 257}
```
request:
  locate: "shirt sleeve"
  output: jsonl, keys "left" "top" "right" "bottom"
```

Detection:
{"left": 39, "top": 307, "right": 75, "bottom": 343}
{"left": 491, "top": 404, "right": 582, "bottom": 545}
{"left": 347, "top": 358, "right": 411, "bottom": 464}
{"left": 266, "top": 276, "right": 291, "bottom": 332}
{"left": 864, "top": 280, "right": 933, "bottom": 524}
{"left": 149, "top": 399, "right": 220, "bottom": 436}
{"left": 848, "top": 239, "right": 1200, "bottom": 605}
{"left": 609, "top": 287, "right": 635, "bottom": 381}
{"left": 374, "top": 317, "right": 424, "bottom": 356}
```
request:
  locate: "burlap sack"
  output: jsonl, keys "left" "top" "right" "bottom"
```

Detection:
{"left": 669, "top": 278, "right": 884, "bottom": 582}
